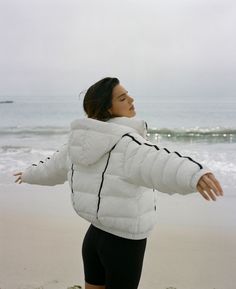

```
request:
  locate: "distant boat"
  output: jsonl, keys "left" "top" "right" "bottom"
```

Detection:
{"left": 0, "top": 100, "right": 14, "bottom": 104}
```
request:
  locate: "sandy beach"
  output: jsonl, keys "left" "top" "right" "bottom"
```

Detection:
{"left": 1, "top": 182, "right": 236, "bottom": 289}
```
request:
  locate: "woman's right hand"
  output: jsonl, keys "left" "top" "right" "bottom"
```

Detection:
{"left": 13, "top": 172, "right": 23, "bottom": 184}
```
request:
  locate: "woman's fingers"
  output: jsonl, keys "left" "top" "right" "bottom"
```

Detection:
{"left": 197, "top": 184, "right": 211, "bottom": 201}
{"left": 198, "top": 185, "right": 216, "bottom": 201}
{"left": 201, "top": 175, "right": 220, "bottom": 197}
{"left": 202, "top": 184, "right": 217, "bottom": 201}
{"left": 197, "top": 173, "right": 224, "bottom": 201}
{"left": 13, "top": 172, "right": 23, "bottom": 184}
{"left": 15, "top": 177, "right": 21, "bottom": 183}
{"left": 197, "top": 178, "right": 218, "bottom": 201}
{"left": 15, "top": 177, "right": 22, "bottom": 183}
{"left": 206, "top": 173, "right": 224, "bottom": 196}
{"left": 13, "top": 172, "right": 22, "bottom": 176}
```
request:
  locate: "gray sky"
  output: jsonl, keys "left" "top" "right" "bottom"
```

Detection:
{"left": 0, "top": 0, "right": 235, "bottom": 101}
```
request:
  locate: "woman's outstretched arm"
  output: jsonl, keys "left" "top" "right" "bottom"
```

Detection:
{"left": 123, "top": 136, "right": 224, "bottom": 200}
{"left": 13, "top": 144, "right": 70, "bottom": 186}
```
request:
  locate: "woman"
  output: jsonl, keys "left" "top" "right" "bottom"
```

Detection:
{"left": 14, "top": 77, "right": 223, "bottom": 289}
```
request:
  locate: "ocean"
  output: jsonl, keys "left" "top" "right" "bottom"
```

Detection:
{"left": 1, "top": 95, "right": 236, "bottom": 193}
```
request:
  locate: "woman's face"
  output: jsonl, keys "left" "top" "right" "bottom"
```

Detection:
{"left": 108, "top": 84, "right": 136, "bottom": 118}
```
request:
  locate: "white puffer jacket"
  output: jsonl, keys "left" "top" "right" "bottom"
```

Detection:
{"left": 22, "top": 117, "right": 212, "bottom": 239}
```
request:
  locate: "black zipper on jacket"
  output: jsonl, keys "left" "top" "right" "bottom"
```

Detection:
{"left": 71, "top": 164, "right": 76, "bottom": 208}
{"left": 96, "top": 144, "right": 117, "bottom": 219}
{"left": 71, "top": 164, "right": 74, "bottom": 194}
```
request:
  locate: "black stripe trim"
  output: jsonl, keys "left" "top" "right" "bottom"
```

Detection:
{"left": 96, "top": 144, "right": 117, "bottom": 218}
{"left": 174, "top": 151, "right": 182, "bottom": 157}
{"left": 144, "top": 143, "right": 160, "bottom": 151}
{"left": 122, "top": 133, "right": 202, "bottom": 169}
{"left": 39, "top": 161, "right": 44, "bottom": 163}
{"left": 183, "top": 156, "right": 203, "bottom": 169}
{"left": 32, "top": 164, "right": 37, "bottom": 166}
{"left": 122, "top": 133, "right": 142, "bottom": 145}
{"left": 71, "top": 164, "right": 74, "bottom": 194}
{"left": 173, "top": 152, "right": 203, "bottom": 168}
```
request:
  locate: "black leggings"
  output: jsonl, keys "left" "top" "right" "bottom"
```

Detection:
{"left": 82, "top": 224, "right": 147, "bottom": 289}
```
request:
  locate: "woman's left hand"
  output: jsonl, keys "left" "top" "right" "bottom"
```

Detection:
{"left": 197, "top": 172, "right": 224, "bottom": 201}
{"left": 13, "top": 172, "right": 23, "bottom": 184}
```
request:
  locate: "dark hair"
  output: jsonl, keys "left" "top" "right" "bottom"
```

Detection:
{"left": 83, "top": 77, "right": 120, "bottom": 121}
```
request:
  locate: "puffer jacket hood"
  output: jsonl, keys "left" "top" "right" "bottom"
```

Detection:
{"left": 68, "top": 117, "right": 148, "bottom": 166}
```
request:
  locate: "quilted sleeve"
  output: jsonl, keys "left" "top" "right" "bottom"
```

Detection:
{"left": 123, "top": 135, "right": 212, "bottom": 195}
{"left": 21, "top": 144, "right": 70, "bottom": 186}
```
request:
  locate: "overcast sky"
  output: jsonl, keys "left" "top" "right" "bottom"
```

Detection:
{"left": 0, "top": 0, "right": 235, "bottom": 101}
